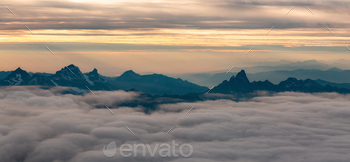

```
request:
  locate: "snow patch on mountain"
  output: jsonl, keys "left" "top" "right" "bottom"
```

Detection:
{"left": 84, "top": 75, "right": 94, "bottom": 85}
{"left": 10, "top": 74, "right": 23, "bottom": 85}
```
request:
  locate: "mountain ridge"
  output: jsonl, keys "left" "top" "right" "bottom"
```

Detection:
{"left": 210, "top": 70, "right": 350, "bottom": 94}
{"left": 0, "top": 65, "right": 208, "bottom": 95}
{"left": 1, "top": 66, "right": 350, "bottom": 96}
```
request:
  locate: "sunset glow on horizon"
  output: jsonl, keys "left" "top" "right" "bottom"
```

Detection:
{"left": 1, "top": 0, "right": 350, "bottom": 75}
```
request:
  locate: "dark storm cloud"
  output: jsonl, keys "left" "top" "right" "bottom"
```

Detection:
{"left": 1, "top": 87, "right": 350, "bottom": 161}
{"left": 1, "top": 0, "right": 349, "bottom": 31}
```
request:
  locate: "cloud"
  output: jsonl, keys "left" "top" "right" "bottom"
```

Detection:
{"left": 1, "top": 87, "right": 350, "bottom": 161}
{"left": 1, "top": 0, "right": 350, "bottom": 31}
{"left": 2, "top": 0, "right": 350, "bottom": 76}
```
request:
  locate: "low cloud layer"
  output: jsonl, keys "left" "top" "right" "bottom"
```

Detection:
{"left": 1, "top": 87, "right": 350, "bottom": 161}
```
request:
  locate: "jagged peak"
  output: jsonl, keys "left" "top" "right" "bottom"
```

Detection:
{"left": 64, "top": 64, "right": 81, "bottom": 72}
{"left": 14, "top": 67, "right": 26, "bottom": 72}
{"left": 236, "top": 70, "right": 246, "bottom": 77}
{"left": 4, "top": 67, "right": 30, "bottom": 82}
{"left": 11, "top": 67, "right": 29, "bottom": 76}
{"left": 63, "top": 64, "right": 82, "bottom": 72}
{"left": 52, "top": 64, "right": 83, "bottom": 77}
{"left": 235, "top": 70, "right": 250, "bottom": 83}
{"left": 67, "top": 64, "right": 78, "bottom": 68}
{"left": 88, "top": 68, "right": 98, "bottom": 75}
{"left": 15, "top": 67, "right": 22, "bottom": 70}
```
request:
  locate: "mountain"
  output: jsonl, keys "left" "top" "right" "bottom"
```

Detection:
{"left": 210, "top": 70, "right": 253, "bottom": 94}
{"left": 278, "top": 78, "right": 323, "bottom": 92}
{"left": 0, "top": 65, "right": 110, "bottom": 90}
{"left": 27, "top": 74, "right": 56, "bottom": 86}
{"left": 0, "top": 68, "right": 31, "bottom": 85}
{"left": 315, "top": 79, "right": 350, "bottom": 89}
{"left": 170, "top": 60, "right": 350, "bottom": 87}
{"left": 210, "top": 70, "right": 350, "bottom": 94}
{"left": 185, "top": 68, "right": 350, "bottom": 87}
{"left": 86, "top": 68, "right": 106, "bottom": 83}
{"left": 242, "top": 60, "right": 334, "bottom": 73}
{"left": 49, "top": 65, "right": 119, "bottom": 90}
{"left": 50, "top": 65, "right": 89, "bottom": 87}
{"left": 112, "top": 70, "right": 209, "bottom": 95}
{"left": 84, "top": 68, "right": 115, "bottom": 90}
{"left": 0, "top": 71, "right": 13, "bottom": 80}
{"left": 0, "top": 65, "right": 209, "bottom": 95}
{"left": 247, "top": 68, "right": 350, "bottom": 84}
{"left": 0, "top": 68, "right": 55, "bottom": 86}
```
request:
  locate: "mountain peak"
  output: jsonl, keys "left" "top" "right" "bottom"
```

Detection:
{"left": 62, "top": 64, "right": 82, "bottom": 73}
{"left": 14, "top": 67, "right": 26, "bottom": 73}
{"left": 211, "top": 69, "right": 252, "bottom": 94}
{"left": 235, "top": 70, "right": 250, "bottom": 84}
{"left": 124, "top": 70, "right": 136, "bottom": 74}
{"left": 51, "top": 65, "right": 85, "bottom": 83}
{"left": 15, "top": 67, "right": 22, "bottom": 71}
{"left": 121, "top": 70, "right": 140, "bottom": 77}
{"left": 12, "top": 67, "right": 29, "bottom": 75}
{"left": 66, "top": 64, "right": 81, "bottom": 71}
{"left": 88, "top": 68, "right": 99, "bottom": 76}
{"left": 1, "top": 67, "right": 30, "bottom": 85}
{"left": 86, "top": 68, "right": 105, "bottom": 83}
{"left": 67, "top": 64, "right": 78, "bottom": 68}
{"left": 237, "top": 70, "right": 246, "bottom": 76}
{"left": 285, "top": 77, "right": 298, "bottom": 81}
{"left": 115, "top": 70, "right": 208, "bottom": 95}
{"left": 117, "top": 70, "right": 141, "bottom": 81}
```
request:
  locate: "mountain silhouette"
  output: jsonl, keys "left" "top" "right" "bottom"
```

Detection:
{"left": 315, "top": 79, "right": 350, "bottom": 89}
{"left": 113, "top": 70, "right": 209, "bottom": 95}
{"left": 0, "top": 67, "right": 31, "bottom": 85}
{"left": 210, "top": 70, "right": 254, "bottom": 94}
{"left": 211, "top": 70, "right": 350, "bottom": 94}
{"left": 0, "top": 65, "right": 208, "bottom": 95}
{"left": 1, "top": 67, "right": 349, "bottom": 96}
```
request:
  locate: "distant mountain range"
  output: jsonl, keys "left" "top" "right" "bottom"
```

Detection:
{"left": 315, "top": 79, "right": 350, "bottom": 90}
{"left": 0, "top": 65, "right": 208, "bottom": 95}
{"left": 210, "top": 70, "right": 350, "bottom": 94}
{"left": 1, "top": 65, "right": 349, "bottom": 112}
{"left": 104, "top": 70, "right": 350, "bottom": 112}
{"left": 171, "top": 60, "right": 350, "bottom": 87}
{"left": 2, "top": 60, "right": 350, "bottom": 89}
{"left": 199, "top": 68, "right": 350, "bottom": 87}
{"left": 1, "top": 64, "right": 350, "bottom": 97}
{"left": 241, "top": 59, "right": 349, "bottom": 73}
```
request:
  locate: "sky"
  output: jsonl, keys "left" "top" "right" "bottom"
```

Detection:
{"left": 1, "top": 86, "right": 350, "bottom": 161}
{"left": 1, "top": 0, "right": 350, "bottom": 76}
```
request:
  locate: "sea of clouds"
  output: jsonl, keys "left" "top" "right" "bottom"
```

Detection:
{"left": 1, "top": 86, "right": 350, "bottom": 162}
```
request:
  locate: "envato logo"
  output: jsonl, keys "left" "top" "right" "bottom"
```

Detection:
{"left": 103, "top": 140, "right": 193, "bottom": 158}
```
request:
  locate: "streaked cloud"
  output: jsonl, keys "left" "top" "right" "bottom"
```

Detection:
{"left": 0, "top": 0, "right": 349, "bottom": 74}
